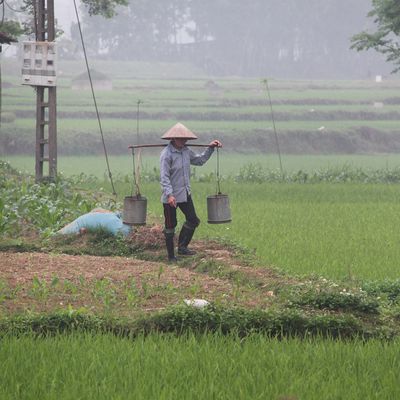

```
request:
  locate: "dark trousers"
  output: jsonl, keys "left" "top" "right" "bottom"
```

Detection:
{"left": 163, "top": 194, "right": 200, "bottom": 232}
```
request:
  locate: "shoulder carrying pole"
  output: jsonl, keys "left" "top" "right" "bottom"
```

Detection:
{"left": 128, "top": 143, "right": 211, "bottom": 149}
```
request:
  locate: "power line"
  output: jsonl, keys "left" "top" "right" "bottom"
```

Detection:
{"left": 72, "top": 0, "right": 117, "bottom": 196}
{"left": 0, "top": 1, "right": 4, "bottom": 26}
{"left": 262, "top": 78, "right": 284, "bottom": 179}
{"left": 4, "top": 1, "right": 25, "bottom": 13}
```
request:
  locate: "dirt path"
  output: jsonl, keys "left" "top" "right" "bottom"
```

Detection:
{"left": 0, "top": 239, "right": 283, "bottom": 315}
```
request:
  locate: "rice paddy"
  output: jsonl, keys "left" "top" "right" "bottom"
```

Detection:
{"left": 1, "top": 333, "right": 400, "bottom": 400}
{"left": 3, "top": 60, "right": 400, "bottom": 399}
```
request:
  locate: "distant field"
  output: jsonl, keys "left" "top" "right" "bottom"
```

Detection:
{"left": 4, "top": 153, "right": 400, "bottom": 178}
{"left": 2, "top": 60, "right": 400, "bottom": 155}
{"left": 7, "top": 117, "right": 400, "bottom": 132}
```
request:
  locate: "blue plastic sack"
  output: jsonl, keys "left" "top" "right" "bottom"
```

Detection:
{"left": 58, "top": 210, "right": 131, "bottom": 236}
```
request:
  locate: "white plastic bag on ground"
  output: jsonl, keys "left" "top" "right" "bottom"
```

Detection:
{"left": 184, "top": 299, "right": 210, "bottom": 308}
{"left": 58, "top": 209, "right": 131, "bottom": 236}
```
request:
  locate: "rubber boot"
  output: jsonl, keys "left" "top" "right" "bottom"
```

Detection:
{"left": 178, "top": 225, "right": 196, "bottom": 256}
{"left": 164, "top": 232, "right": 177, "bottom": 262}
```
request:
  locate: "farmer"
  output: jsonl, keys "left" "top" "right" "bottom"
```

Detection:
{"left": 160, "top": 122, "right": 222, "bottom": 262}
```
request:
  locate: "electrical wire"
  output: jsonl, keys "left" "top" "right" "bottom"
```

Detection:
{"left": 136, "top": 99, "right": 142, "bottom": 144}
{"left": 0, "top": 50, "right": 2, "bottom": 136}
{"left": 73, "top": 0, "right": 117, "bottom": 196}
{"left": 33, "top": 0, "right": 38, "bottom": 40}
{"left": 262, "top": 78, "right": 284, "bottom": 179}
{"left": 0, "top": 1, "right": 5, "bottom": 26}
{"left": 0, "top": 0, "right": 4, "bottom": 137}
{"left": 4, "top": 1, "right": 25, "bottom": 13}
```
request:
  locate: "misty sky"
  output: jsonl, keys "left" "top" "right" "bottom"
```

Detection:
{"left": 55, "top": 0, "right": 80, "bottom": 37}
{"left": 32, "top": 0, "right": 391, "bottom": 79}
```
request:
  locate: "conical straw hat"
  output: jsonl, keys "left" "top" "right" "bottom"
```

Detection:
{"left": 161, "top": 122, "right": 198, "bottom": 140}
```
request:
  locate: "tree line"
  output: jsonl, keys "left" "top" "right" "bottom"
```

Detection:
{"left": 73, "top": 0, "right": 388, "bottom": 78}
{"left": 2, "top": 0, "right": 400, "bottom": 78}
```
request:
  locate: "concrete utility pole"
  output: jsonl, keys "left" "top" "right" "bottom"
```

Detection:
{"left": 36, "top": 0, "right": 57, "bottom": 182}
{"left": 33, "top": 0, "right": 57, "bottom": 182}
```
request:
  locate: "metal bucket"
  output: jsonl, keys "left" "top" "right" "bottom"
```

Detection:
{"left": 123, "top": 195, "right": 147, "bottom": 225}
{"left": 207, "top": 194, "right": 232, "bottom": 224}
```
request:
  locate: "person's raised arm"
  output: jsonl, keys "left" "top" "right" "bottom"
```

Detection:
{"left": 208, "top": 139, "right": 222, "bottom": 148}
{"left": 189, "top": 139, "right": 222, "bottom": 166}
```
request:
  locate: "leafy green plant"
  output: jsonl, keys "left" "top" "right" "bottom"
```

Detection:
{"left": 0, "top": 280, "right": 15, "bottom": 305}
{"left": 50, "top": 276, "right": 60, "bottom": 289}
{"left": 362, "top": 279, "right": 400, "bottom": 304}
{"left": 0, "top": 306, "right": 374, "bottom": 339}
{"left": 289, "top": 289, "right": 379, "bottom": 314}
{"left": 123, "top": 278, "right": 140, "bottom": 307}
{"left": 28, "top": 277, "right": 50, "bottom": 304}
{"left": 0, "top": 161, "right": 114, "bottom": 237}
{"left": 63, "top": 279, "right": 78, "bottom": 294}
{"left": 91, "top": 279, "right": 118, "bottom": 312}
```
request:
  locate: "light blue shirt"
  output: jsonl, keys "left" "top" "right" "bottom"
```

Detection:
{"left": 160, "top": 142, "right": 214, "bottom": 203}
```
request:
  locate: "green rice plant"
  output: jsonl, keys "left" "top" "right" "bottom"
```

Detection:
{"left": 123, "top": 278, "right": 140, "bottom": 307}
{"left": 235, "top": 163, "right": 400, "bottom": 184}
{"left": 28, "top": 276, "right": 50, "bottom": 304}
{"left": 50, "top": 276, "right": 60, "bottom": 289}
{"left": 188, "top": 281, "right": 201, "bottom": 297}
{"left": 2, "top": 333, "right": 400, "bottom": 399}
{"left": 91, "top": 278, "right": 118, "bottom": 312}
{"left": 157, "top": 265, "right": 164, "bottom": 283}
{"left": 192, "top": 182, "right": 400, "bottom": 281}
{"left": 10, "top": 116, "right": 400, "bottom": 133}
{"left": 109, "top": 177, "right": 400, "bottom": 282}
{"left": 0, "top": 280, "right": 9, "bottom": 305}
{"left": 62, "top": 280, "right": 79, "bottom": 296}
{"left": 141, "top": 279, "right": 153, "bottom": 300}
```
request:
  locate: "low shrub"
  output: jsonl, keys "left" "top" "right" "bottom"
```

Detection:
{"left": 0, "top": 306, "right": 382, "bottom": 340}
{"left": 234, "top": 162, "right": 400, "bottom": 184}
{"left": 362, "top": 279, "right": 400, "bottom": 304}
{"left": 290, "top": 290, "right": 380, "bottom": 314}
{"left": 0, "top": 161, "right": 114, "bottom": 237}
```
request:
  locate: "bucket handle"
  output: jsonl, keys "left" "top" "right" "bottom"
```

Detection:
{"left": 131, "top": 147, "right": 141, "bottom": 197}
{"left": 216, "top": 147, "right": 222, "bottom": 195}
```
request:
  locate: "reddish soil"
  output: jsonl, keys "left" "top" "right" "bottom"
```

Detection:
{"left": 0, "top": 236, "right": 284, "bottom": 315}
{"left": 0, "top": 224, "right": 289, "bottom": 315}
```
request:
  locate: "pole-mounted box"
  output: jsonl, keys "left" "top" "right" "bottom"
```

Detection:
{"left": 21, "top": 41, "right": 57, "bottom": 87}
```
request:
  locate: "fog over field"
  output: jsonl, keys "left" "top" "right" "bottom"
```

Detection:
{"left": 49, "top": 0, "right": 391, "bottom": 79}
{"left": 1, "top": 1, "right": 399, "bottom": 163}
